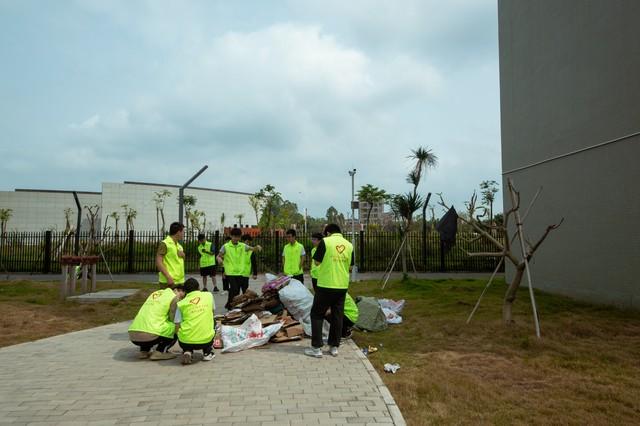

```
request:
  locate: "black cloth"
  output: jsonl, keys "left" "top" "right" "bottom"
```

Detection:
{"left": 248, "top": 252, "right": 257, "bottom": 276}
{"left": 436, "top": 207, "right": 458, "bottom": 254}
{"left": 313, "top": 239, "right": 355, "bottom": 266}
{"left": 225, "top": 275, "right": 245, "bottom": 309}
{"left": 199, "top": 265, "right": 216, "bottom": 277}
{"left": 221, "top": 267, "right": 230, "bottom": 291}
{"left": 131, "top": 335, "right": 177, "bottom": 353}
{"left": 311, "top": 277, "right": 318, "bottom": 292}
{"left": 240, "top": 277, "right": 249, "bottom": 294}
{"left": 178, "top": 339, "right": 213, "bottom": 355}
{"left": 311, "top": 287, "right": 347, "bottom": 348}
{"left": 342, "top": 317, "right": 354, "bottom": 338}
{"left": 292, "top": 273, "right": 304, "bottom": 285}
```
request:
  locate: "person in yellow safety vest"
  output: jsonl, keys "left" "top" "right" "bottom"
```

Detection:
{"left": 310, "top": 232, "right": 323, "bottom": 292}
{"left": 174, "top": 278, "right": 215, "bottom": 365}
{"left": 128, "top": 285, "right": 185, "bottom": 360}
{"left": 282, "top": 228, "right": 306, "bottom": 284}
{"left": 216, "top": 228, "right": 262, "bottom": 310}
{"left": 305, "top": 223, "right": 354, "bottom": 359}
{"left": 156, "top": 222, "right": 186, "bottom": 287}
{"left": 197, "top": 233, "right": 219, "bottom": 293}
{"left": 323, "top": 292, "right": 359, "bottom": 340}
{"left": 241, "top": 234, "right": 258, "bottom": 293}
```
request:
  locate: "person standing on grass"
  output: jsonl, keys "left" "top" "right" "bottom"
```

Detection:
{"left": 310, "top": 232, "right": 323, "bottom": 292}
{"left": 128, "top": 285, "right": 185, "bottom": 360}
{"left": 156, "top": 222, "right": 185, "bottom": 287}
{"left": 175, "top": 278, "right": 215, "bottom": 365}
{"left": 217, "top": 228, "right": 262, "bottom": 310}
{"left": 305, "top": 223, "right": 353, "bottom": 358}
{"left": 241, "top": 234, "right": 258, "bottom": 294}
{"left": 282, "top": 229, "right": 305, "bottom": 284}
{"left": 197, "top": 233, "right": 219, "bottom": 292}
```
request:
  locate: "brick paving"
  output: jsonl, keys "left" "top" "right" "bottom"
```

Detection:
{"left": 0, "top": 321, "right": 406, "bottom": 426}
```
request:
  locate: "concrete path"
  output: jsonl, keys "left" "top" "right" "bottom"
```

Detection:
{"left": 0, "top": 322, "right": 406, "bottom": 426}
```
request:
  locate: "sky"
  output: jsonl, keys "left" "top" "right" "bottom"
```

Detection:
{"left": 0, "top": 0, "right": 502, "bottom": 218}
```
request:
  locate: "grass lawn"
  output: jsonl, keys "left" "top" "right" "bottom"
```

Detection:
{"left": 0, "top": 280, "right": 156, "bottom": 348}
{"left": 350, "top": 278, "right": 640, "bottom": 425}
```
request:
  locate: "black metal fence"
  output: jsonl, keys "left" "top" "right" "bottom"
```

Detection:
{"left": 0, "top": 230, "right": 505, "bottom": 275}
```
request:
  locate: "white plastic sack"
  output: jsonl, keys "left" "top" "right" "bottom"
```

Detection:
{"left": 381, "top": 307, "right": 403, "bottom": 324}
{"left": 220, "top": 314, "right": 282, "bottom": 353}
{"left": 277, "top": 278, "right": 329, "bottom": 339}
{"left": 378, "top": 298, "right": 405, "bottom": 314}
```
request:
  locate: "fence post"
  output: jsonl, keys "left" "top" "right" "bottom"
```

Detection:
{"left": 439, "top": 239, "right": 446, "bottom": 272}
{"left": 43, "top": 231, "right": 52, "bottom": 274}
{"left": 274, "top": 231, "right": 280, "bottom": 272}
{"left": 127, "top": 230, "right": 135, "bottom": 273}
{"left": 358, "top": 230, "right": 365, "bottom": 272}
{"left": 422, "top": 222, "right": 428, "bottom": 272}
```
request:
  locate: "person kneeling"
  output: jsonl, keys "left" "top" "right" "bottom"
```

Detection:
{"left": 129, "top": 285, "right": 185, "bottom": 360}
{"left": 175, "top": 278, "right": 216, "bottom": 365}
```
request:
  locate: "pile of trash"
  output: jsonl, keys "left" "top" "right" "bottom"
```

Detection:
{"left": 215, "top": 274, "right": 329, "bottom": 352}
{"left": 214, "top": 274, "right": 405, "bottom": 353}
{"left": 354, "top": 297, "right": 405, "bottom": 332}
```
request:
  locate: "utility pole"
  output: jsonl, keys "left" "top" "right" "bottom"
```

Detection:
{"left": 348, "top": 169, "right": 358, "bottom": 281}
{"left": 178, "top": 165, "right": 208, "bottom": 228}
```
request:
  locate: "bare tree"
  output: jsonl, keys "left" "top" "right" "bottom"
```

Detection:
{"left": 438, "top": 179, "right": 563, "bottom": 326}
{"left": 248, "top": 194, "right": 263, "bottom": 225}
{"left": 121, "top": 204, "right": 137, "bottom": 234}
{"left": 220, "top": 212, "right": 226, "bottom": 232}
{"left": 109, "top": 211, "right": 120, "bottom": 237}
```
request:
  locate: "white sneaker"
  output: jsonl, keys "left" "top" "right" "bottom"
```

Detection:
{"left": 330, "top": 346, "right": 339, "bottom": 357}
{"left": 304, "top": 347, "right": 323, "bottom": 358}
{"left": 202, "top": 352, "right": 215, "bottom": 361}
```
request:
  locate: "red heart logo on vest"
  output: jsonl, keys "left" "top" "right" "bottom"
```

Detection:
{"left": 336, "top": 245, "right": 346, "bottom": 253}
{"left": 189, "top": 297, "right": 201, "bottom": 305}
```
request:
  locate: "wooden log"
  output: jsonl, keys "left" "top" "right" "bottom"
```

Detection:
{"left": 69, "top": 267, "right": 77, "bottom": 295}
{"left": 81, "top": 264, "right": 88, "bottom": 293}
{"left": 91, "top": 264, "right": 97, "bottom": 292}
{"left": 60, "top": 265, "right": 68, "bottom": 299}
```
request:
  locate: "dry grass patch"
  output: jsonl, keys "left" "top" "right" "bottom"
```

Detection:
{"left": 350, "top": 278, "right": 640, "bottom": 425}
{"left": 0, "top": 280, "right": 156, "bottom": 348}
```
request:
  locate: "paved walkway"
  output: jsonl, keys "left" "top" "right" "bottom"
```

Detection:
{"left": 0, "top": 322, "right": 406, "bottom": 426}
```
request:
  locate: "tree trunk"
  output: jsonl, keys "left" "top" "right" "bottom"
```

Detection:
{"left": 502, "top": 263, "right": 525, "bottom": 324}
{"left": 160, "top": 209, "right": 166, "bottom": 234}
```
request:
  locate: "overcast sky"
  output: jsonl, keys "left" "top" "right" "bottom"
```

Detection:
{"left": 0, "top": 0, "right": 501, "bottom": 218}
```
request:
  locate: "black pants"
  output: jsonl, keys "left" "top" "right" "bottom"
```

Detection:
{"left": 342, "top": 317, "right": 354, "bottom": 338}
{"left": 179, "top": 339, "right": 214, "bottom": 355}
{"left": 292, "top": 274, "right": 304, "bottom": 285}
{"left": 131, "top": 335, "right": 177, "bottom": 352}
{"left": 311, "top": 278, "right": 318, "bottom": 292}
{"left": 241, "top": 277, "right": 249, "bottom": 294}
{"left": 225, "top": 275, "right": 245, "bottom": 309}
{"left": 222, "top": 268, "right": 230, "bottom": 291}
{"left": 310, "top": 287, "right": 347, "bottom": 348}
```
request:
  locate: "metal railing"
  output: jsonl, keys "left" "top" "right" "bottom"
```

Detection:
{"left": 0, "top": 230, "right": 505, "bottom": 275}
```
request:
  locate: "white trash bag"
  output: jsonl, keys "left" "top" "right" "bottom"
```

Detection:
{"left": 220, "top": 314, "right": 282, "bottom": 353}
{"left": 277, "top": 277, "right": 329, "bottom": 339}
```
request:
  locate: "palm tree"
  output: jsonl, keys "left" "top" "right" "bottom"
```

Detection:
{"left": 248, "top": 194, "right": 263, "bottom": 225}
{"left": 235, "top": 213, "right": 245, "bottom": 228}
{"left": 0, "top": 208, "right": 12, "bottom": 236}
{"left": 356, "top": 184, "right": 388, "bottom": 228}
{"left": 152, "top": 189, "right": 172, "bottom": 234}
{"left": 392, "top": 146, "right": 438, "bottom": 276}
{"left": 109, "top": 211, "right": 120, "bottom": 236}
{"left": 182, "top": 195, "right": 197, "bottom": 236}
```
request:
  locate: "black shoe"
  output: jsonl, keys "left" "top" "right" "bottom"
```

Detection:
{"left": 213, "top": 287, "right": 220, "bottom": 292}
{"left": 201, "top": 288, "right": 209, "bottom": 292}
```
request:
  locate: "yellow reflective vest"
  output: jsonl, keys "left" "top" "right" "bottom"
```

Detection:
{"left": 158, "top": 236, "right": 185, "bottom": 284}
{"left": 128, "top": 288, "right": 176, "bottom": 338}
{"left": 177, "top": 291, "right": 215, "bottom": 344}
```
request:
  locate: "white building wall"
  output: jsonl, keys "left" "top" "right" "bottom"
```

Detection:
{"left": 100, "top": 182, "right": 256, "bottom": 232}
{"left": 0, "top": 190, "right": 101, "bottom": 232}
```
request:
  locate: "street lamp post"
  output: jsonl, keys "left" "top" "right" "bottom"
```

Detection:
{"left": 348, "top": 169, "right": 358, "bottom": 281}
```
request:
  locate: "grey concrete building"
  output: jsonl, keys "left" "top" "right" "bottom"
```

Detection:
{"left": 0, "top": 181, "right": 256, "bottom": 233}
{"left": 499, "top": 1, "right": 640, "bottom": 307}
